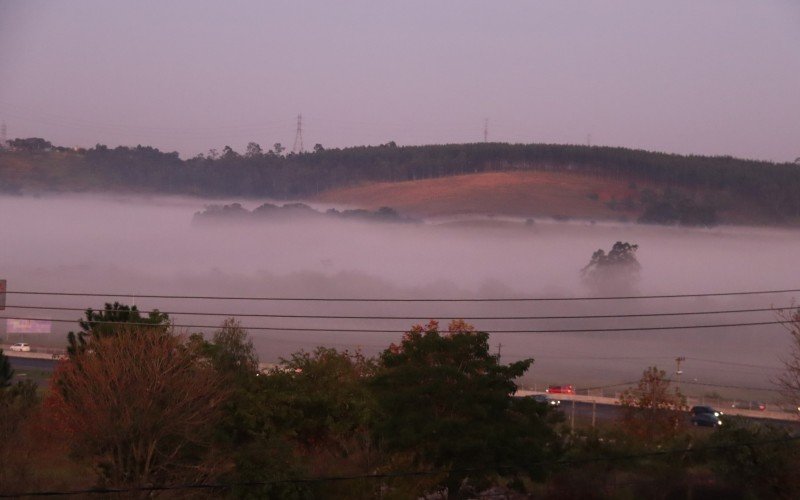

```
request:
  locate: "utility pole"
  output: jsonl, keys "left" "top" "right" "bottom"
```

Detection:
{"left": 675, "top": 356, "right": 685, "bottom": 395}
{"left": 496, "top": 342, "right": 502, "bottom": 359}
{"left": 483, "top": 118, "right": 488, "bottom": 143}
{"left": 675, "top": 356, "right": 685, "bottom": 376}
{"left": 292, "top": 114, "right": 304, "bottom": 154}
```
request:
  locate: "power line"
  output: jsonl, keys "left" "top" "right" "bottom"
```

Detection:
{"left": 3, "top": 435, "right": 798, "bottom": 497}
{"left": 4, "top": 304, "right": 792, "bottom": 321}
{"left": 675, "top": 379, "right": 780, "bottom": 393}
{"left": 0, "top": 315, "right": 787, "bottom": 334}
{"left": 575, "top": 380, "right": 639, "bottom": 392}
{"left": 6, "top": 287, "right": 800, "bottom": 302}
{"left": 509, "top": 354, "right": 780, "bottom": 371}
{"left": 0, "top": 100, "right": 289, "bottom": 134}
{"left": 685, "top": 357, "right": 783, "bottom": 370}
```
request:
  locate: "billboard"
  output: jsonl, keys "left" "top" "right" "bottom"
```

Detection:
{"left": 6, "top": 319, "right": 52, "bottom": 334}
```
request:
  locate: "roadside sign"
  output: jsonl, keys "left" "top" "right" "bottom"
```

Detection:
{"left": 6, "top": 319, "right": 51, "bottom": 334}
{"left": 0, "top": 279, "right": 5, "bottom": 310}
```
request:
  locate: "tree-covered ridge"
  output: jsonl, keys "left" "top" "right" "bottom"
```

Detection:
{"left": 2, "top": 139, "right": 800, "bottom": 221}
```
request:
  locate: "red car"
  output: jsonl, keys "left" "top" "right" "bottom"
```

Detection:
{"left": 546, "top": 384, "right": 575, "bottom": 395}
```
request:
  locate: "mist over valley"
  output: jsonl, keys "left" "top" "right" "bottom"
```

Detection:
{"left": 1, "top": 194, "right": 795, "bottom": 396}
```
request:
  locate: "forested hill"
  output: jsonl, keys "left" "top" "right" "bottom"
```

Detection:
{"left": 2, "top": 138, "right": 800, "bottom": 222}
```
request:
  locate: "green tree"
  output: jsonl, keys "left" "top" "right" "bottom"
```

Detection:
{"left": 266, "top": 348, "right": 376, "bottom": 456}
{"left": 245, "top": 142, "right": 263, "bottom": 158}
{"left": 8, "top": 137, "right": 52, "bottom": 152}
{"left": 222, "top": 145, "right": 240, "bottom": 160}
{"left": 371, "top": 320, "right": 558, "bottom": 497}
{"left": 192, "top": 317, "right": 259, "bottom": 378}
{"left": 581, "top": 241, "right": 640, "bottom": 294}
{"left": 188, "top": 320, "right": 308, "bottom": 499}
{"left": 222, "top": 348, "right": 379, "bottom": 499}
{"left": 66, "top": 302, "right": 169, "bottom": 356}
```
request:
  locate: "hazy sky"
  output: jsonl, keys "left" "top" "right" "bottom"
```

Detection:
{"left": 1, "top": 0, "right": 798, "bottom": 161}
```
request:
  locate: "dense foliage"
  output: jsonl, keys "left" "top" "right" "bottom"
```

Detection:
{"left": 49, "top": 326, "right": 228, "bottom": 488}
{"left": 371, "top": 320, "right": 561, "bottom": 496}
{"left": 3, "top": 140, "right": 800, "bottom": 221}
{"left": 3, "top": 309, "right": 800, "bottom": 497}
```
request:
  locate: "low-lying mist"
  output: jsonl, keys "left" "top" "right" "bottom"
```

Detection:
{"left": 1, "top": 194, "right": 797, "bottom": 398}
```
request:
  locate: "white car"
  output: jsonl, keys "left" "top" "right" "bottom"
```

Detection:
{"left": 9, "top": 342, "right": 31, "bottom": 352}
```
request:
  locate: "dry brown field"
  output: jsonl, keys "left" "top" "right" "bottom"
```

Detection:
{"left": 314, "top": 170, "right": 646, "bottom": 220}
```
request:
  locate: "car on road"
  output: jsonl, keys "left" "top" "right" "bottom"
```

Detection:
{"left": 691, "top": 412, "right": 723, "bottom": 427}
{"left": 690, "top": 405, "right": 723, "bottom": 418}
{"left": 9, "top": 342, "right": 31, "bottom": 352}
{"left": 546, "top": 384, "right": 575, "bottom": 395}
{"left": 532, "top": 394, "right": 562, "bottom": 407}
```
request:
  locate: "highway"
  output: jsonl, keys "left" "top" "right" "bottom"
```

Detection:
{"left": 8, "top": 356, "right": 59, "bottom": 372}
{"left": 547, "top": 399, "right": 800, "bottom": 430}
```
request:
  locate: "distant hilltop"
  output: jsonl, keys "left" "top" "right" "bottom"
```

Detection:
{"left": 2, "top": 139, "right": 799, "bottom": 226}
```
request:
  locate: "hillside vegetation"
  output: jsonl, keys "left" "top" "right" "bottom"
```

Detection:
{"left": 1, "top": 138, "right": 799, "bottom": 224}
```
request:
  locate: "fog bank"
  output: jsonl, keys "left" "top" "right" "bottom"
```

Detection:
{"left": 1, "top": 194, "right": 797, "bottom": 397}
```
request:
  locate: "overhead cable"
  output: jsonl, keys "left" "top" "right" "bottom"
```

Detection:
{"left": 0, "top": 315, "right": 787, "bottom": 334}
{"left": 6, "top": 287, "right": 800, "bottom": 302}
{"left": 3, "top": 304, "right": 794, "bottom": 321}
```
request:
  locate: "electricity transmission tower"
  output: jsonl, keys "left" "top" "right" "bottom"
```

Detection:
{"left": 292, "top": 114, "right": 304, "bottom": 154}
{"left": 483, "top": 118, "right": 488, "bottom": 143}
{"left": 0, "top": 122, "right": 6, "bottom": 148}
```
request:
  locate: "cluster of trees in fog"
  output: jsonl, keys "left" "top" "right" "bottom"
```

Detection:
{"left": 3, "top": 302, "right": 800, "bottom": 497}
{"left": 193, "top": 202, "right": 411, "bottom": 224}
{"left": 2, "top": 139, "right": 800, "bottom": 221}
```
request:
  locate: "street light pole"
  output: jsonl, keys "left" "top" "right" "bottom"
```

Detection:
{"left": 675, "top": 356, "right": 685, "bottom": 397}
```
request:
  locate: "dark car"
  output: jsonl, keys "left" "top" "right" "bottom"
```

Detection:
{"left": 691, "top": 412, "right": 723, "bottom": 427}
{"left": 690, "top": 405, "right": 722, "bottom": 417}
{"left": 532, "top": 394, "right": 561, "bottom": 407}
